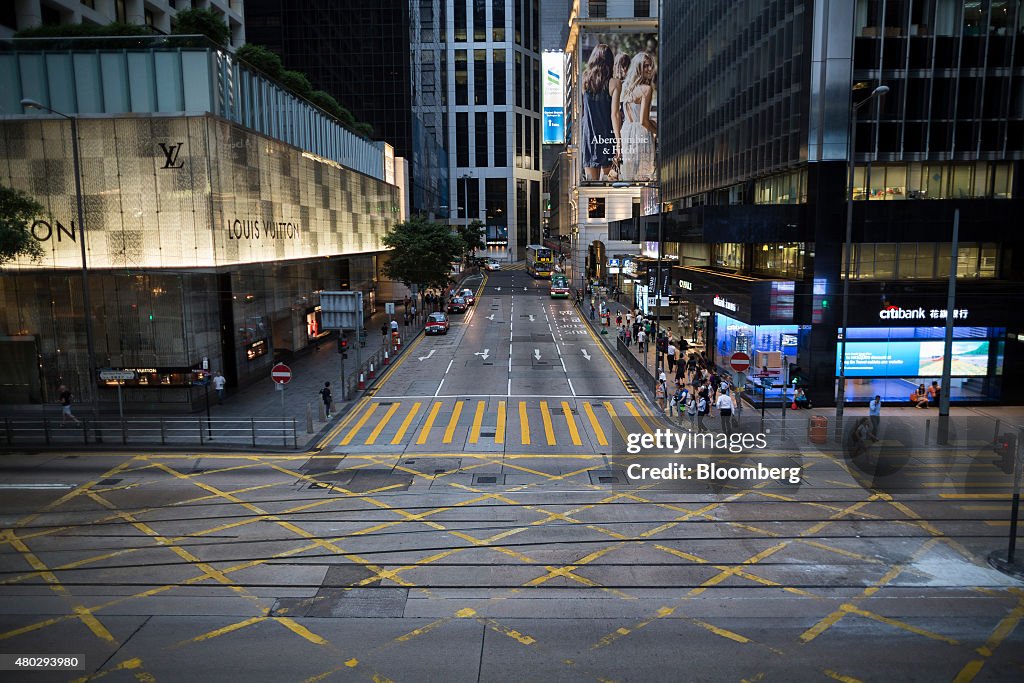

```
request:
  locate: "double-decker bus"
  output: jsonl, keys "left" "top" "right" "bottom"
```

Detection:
{"left": 525, "top": 244, "right": 553, "bottom": 278}
{"left": 550, "top": 274, "right": 570, "bottom": 298}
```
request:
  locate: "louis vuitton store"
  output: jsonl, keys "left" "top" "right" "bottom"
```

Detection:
{"left": 0, "top": 113, "right": 398, "bottom": 410}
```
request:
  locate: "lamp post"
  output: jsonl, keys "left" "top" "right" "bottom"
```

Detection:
{"left": 836, "top": 85, "right": 888, "bottom": 419}
{"left": 21, "top": 98, "right": 101, "bottom": 422}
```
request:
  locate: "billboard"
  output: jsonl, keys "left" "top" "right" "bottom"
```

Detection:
{"left": 837, "top": 341, "right": 990, "bottom": 377}
{"left": 542, "top": 51, "right": 565, "bottom": 144}
{"left": 579, "top": 32, "right": 658, "bottom": 183}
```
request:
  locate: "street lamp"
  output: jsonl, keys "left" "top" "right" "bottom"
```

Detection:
{"left": 21, "top": 98, "right": 101, "bottom": 422}
{"left": 836, "top": 84, "right": 889, "bottom": 419}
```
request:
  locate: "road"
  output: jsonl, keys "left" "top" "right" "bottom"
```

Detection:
{"left": 0, "top": 268, "right": 1022, "bottom": 682}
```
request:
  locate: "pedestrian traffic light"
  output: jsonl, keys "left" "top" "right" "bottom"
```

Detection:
{"left": 338, "top": 336, "right": 349, "bottom": 358}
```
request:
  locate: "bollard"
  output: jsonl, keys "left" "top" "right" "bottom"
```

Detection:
{"left": 358, "top": 372, "right": 365, "bottom": 390}
{"left": 993, "top": 418, "right": 1002, "bottom": 445}
{"left": 306, "top": 402, "right": 314, "bottom": 434}
{"left": 319, "top": 401, "right": 326, "bottom": 421}
{"left": 925, "top": 418, "right": 931, "bottom": 445}
{"left": 369, "top": 361, "right": 376, "bottom": 379}
{"left": 383, "top": 350, "right": 390, "bottom": 365}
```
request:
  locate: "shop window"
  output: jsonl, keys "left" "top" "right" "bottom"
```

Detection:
{"left": 588, "top": 197, "right": 606, "bottom": 218}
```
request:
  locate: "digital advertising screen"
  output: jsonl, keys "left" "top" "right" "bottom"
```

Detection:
{"left": 838, "top": 340, "right": 990, "bottom": 377}
{"left": 542, "top": 51, "right": 565, "bottom": 144}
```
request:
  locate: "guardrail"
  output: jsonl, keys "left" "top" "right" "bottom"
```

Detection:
{"left": 1, "top": 417, "right": 299, "bottom": 449}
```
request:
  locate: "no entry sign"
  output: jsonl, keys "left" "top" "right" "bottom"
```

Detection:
{"left": 271, "top": 363, "right": 292, "bottom": 384}
{"left": 729, "top": 352, "right": 751, "bottom": 373}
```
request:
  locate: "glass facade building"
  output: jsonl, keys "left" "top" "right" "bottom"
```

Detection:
{"left": 659, "top": 0, "right": 1024, "bottom": 406}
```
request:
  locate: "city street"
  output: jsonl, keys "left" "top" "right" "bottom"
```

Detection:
{"left": 0, "top": 270, "right": 1022, "bottom": 682}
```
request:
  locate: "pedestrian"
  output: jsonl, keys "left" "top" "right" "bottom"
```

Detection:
{"left": 667, "top": 341, "right": 677, "bottom": 372}
{"left": 212, "top": 372, "right": 227, "bottom": 404}
{"left": 637, "top": 328, "right": 646, "bottom": 354}
{"left": 716, "top": 389, "right": 735, "bottom": 436}
{"left": 674, "top": 355, "right": 686, "bottom": 386}
{"left": 655, "top": 380, "right": 666, "bottom": 413}
{"left": 927, "top": 381, "right": 941, "bottom": 405}
{"left": 58, "top": 384, "right": 80, "bottom": 425}
{"left": 590, "top": 303, "right": 596, "bottom": 320}
{"left": 320, "top": 381, "right": 333, "bottom": 419}
{"left": 697, "top": 393, "right": 709, "bottom": 433}
{"left": 381, "top": 323, "right": 388, "bottom": 340}
{"left": 616, "top": 313, "right": 622, "bottom": 327}
{"left": 625, "top": 327, "right": 632, "bottom": 346}
{"left": 685, "top": 392, "right": 698, "bottom": 431}
{"left": 868, "top": 394, "right": 882, "bottom": 438}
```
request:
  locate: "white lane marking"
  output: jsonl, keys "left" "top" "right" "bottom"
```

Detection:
{"left": 567, "top": 379, "right": 577, "bottom": 397}
{"left": 560, "top": 357, "right": 567, "bottom": 372}
{"left": 417, "top": 349, "right": 436, "bottom": 361}
{"left": 0, "top": 484, "right": 75, "bottom": 490}
{"left": 507, "top": 378, "right": 512, "bottom": 396}
{"left": 445, "top": 359, "right": 454, "bottom": 374}
{"left": 434, "top": 378, "right": 445, "bottom": 397}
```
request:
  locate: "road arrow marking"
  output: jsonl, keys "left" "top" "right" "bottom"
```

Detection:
{"left": 495, "top": 287, "right": 502, "bottom": 292}
{"left": 523, "top": 287, "right": 527, "bottom": 291}
{"left": 474, "top": 349, "right": 490, "bottom": 361}
{"left": 417, "top": 350, "right": 436, "bottom": 361}
{"left": 487, "top": 314, "right": 496, "bottom": 321}
{"left": 533, "top": 349, "right": 542, "bottom": 361}
{"left": 529, "top": 314, "right": 535, "bottom": 322}
{"left": 582, "top": 349, "right": 591, "bottom": 361}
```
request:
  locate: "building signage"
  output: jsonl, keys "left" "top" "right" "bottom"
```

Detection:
{"left": 246, "top": 339, "right": 268, "bottom": 361}
{"left": 227, "top": 218, "right": 302, "bottom": 241}
{"left": 713, "top": 295, "right": 738, "bottom": 312}
{"left": 678, "top": 280, "right": 693, "bottom": 291}
{"left": 838, "top": 340, "right": 989, "bottom": 377}
{"left": 158, "top": 142, "right": 185, "bottom": 169}
{"left": 879, "top": 305, "right": 969, "bottom": 320}
{"left": 542, "top": 51, "right": 565, "bottom": 145}
{"left": 30, "top": 219, "right": 76, "bottom": 243}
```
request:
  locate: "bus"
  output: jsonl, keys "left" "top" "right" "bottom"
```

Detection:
{"left": 525, "top": 244, "right": 553, "bottom": 278}
{"left": 550, "top": 274, "right": 570, "bottom": 298}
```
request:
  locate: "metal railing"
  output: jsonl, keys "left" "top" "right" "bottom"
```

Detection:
{"left": 1, "top": 416, "right": 299, "bottom": 449}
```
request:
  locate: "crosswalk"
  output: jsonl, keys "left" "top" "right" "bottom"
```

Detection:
{"left": 335, "top": 398, "right": 656, "bottom": 451}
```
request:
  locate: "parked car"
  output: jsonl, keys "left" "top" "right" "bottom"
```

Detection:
{"left": 447, "top": 297, "right": 468, "bottom": 314}
{"left": 485, "top": 260, "right": 501, "bottom": 271}
{"left": 460, "top": 288, "right": 476, "bottom": 305}
{"left": 425, "top": 312, "right": 449, "bottom": 335}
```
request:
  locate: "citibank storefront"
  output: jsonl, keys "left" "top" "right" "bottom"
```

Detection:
{"left": 0, "top": 114, "right": 397, "bottom": 410}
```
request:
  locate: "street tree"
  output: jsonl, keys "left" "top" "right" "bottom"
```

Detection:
{"left": 0, "top": 185, "right": 45, "bottom": 266}
{"left": 455, "top": 219, "right": 486, "bottom": 261}
{"left": 381, "top": 216, "right": 461, "bottom": 292}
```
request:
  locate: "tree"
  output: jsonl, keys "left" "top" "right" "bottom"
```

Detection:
{"left": 353, "top": 121, "right": 374, "bottom": 139}
{"left": 0, "top": 186, "right": 45, "bottom": 265}
{"left": 455, "top": 220, "right": 486, "bottom": 260}
{"left": 171, "top": 8, "right": 230, "bottom": 47}
{"left": 236, "top": 43, "right": 284, "bottom": 80}
{"left": 381, "top": 216, "right": 461, "bottom": 292}
{"left": 280, "top": 70, "right": 313, "bottom": 96}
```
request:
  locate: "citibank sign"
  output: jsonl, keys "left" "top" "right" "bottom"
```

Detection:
{"left": 713, "top": 295, "right": 738, "bottom": 312}
{"left": 879, "top": 305, "right": 970, "bottom": 320}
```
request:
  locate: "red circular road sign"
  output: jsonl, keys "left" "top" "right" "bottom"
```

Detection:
{"left": 730, "top": 352, "right": 751, "bottom": 373}
{"left": 271, "top": 363, "right": 292, "bottom": 384}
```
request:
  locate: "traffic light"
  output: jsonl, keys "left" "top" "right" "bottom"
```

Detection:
{"left": 338, "top": 336, "right": 349, "bottom": 358}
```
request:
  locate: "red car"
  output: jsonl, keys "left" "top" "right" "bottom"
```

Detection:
{"left": 447, "top": 297, "right": 468, "bottom": 314}
{"left": 425, "top": 312, "right": 449, "bottom": 335}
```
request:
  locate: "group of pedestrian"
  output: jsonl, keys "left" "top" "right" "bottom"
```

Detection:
{"left": 651, "top": 352, "right": 742, "bottom": 435}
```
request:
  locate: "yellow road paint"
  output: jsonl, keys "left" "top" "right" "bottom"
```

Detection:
{"left": 496, "top": 401, "right": 506, "bottom": 444}
{"left": 519, "top": 401, "right": 530, "bottom": 445}
{"left": 952, "top": 600, "right": 1024, "bottom": 683}
{"left": 583, "top": 402, "right": 608, "bottom": 446}
{"left": 176, "top": 617, "right": 266, "bottom": 646}
{"left": 443, "top": 401, "right": 465, "bottom": 444}
{"left": 391, "top": 402, "right": 421, "bottom": 444}
{"left": 939, "top": 493, "right": 1012, "bottom": 499}
{"left": 416, "top": 402, "right": 444, "bottom": 445}
{"left": 842, "top": 604, "right": 958, "bottom": 644}
{"left": 824, "top": 670, "right": 864, "bottom": 683}
{"left": 624, "top": 401, "right": 653, "bottom": 434}
{"left": 540, "top": 401, "right": 556, "bottom": 445}
{"left": 365, "top": 402, "right": 401, "bottom": 445}
{"left": 469, "top": 400, "right": 486, "bottom": 443}
{"left": 340, "top": 402, "right": 379, "bottom": 446}
{"left": 562, "top": 401, "right": 582, "bottom": 446}
{"left": 603, "top": 401, "right": 629, "bottom": 442}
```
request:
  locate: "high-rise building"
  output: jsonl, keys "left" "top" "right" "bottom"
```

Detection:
{"left": 411, "top": 0, "right": 545, "bottom": 258}
{"left": 560, "top": 0, "right": 659, "bottom": 294}
{"left": 243, "top": 0, "right": 447, "bottom": 218}
{"left": 659, "top": 0, "right": 1024, "bottom": 406}
{"left": 0, "top": 0, "right": 246, "bottom": 46}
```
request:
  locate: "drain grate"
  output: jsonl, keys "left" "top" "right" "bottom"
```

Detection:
{"left": 598, "top": 476, "right": 619, "bottom": 484}
{"left": 480, "top": 431, "right": 496, "bottom": 437}
{"left": 483, "top": 362, "right": 494, "bottom": 365}
{"left": 476, "top": 476, "right": 498, "bottom": 484}
{"left": 433, "top": 469, "right": 446, "bottom": 474}
{"left": 308, "top": 482, "right": 331, "bottom": 490}
{"left": 405, "top": 460, "right": 416, "bottom": 464}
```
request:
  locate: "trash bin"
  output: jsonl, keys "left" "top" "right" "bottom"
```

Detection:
{"left": 809, "top": 415, "right": 828, "bottom": 444}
